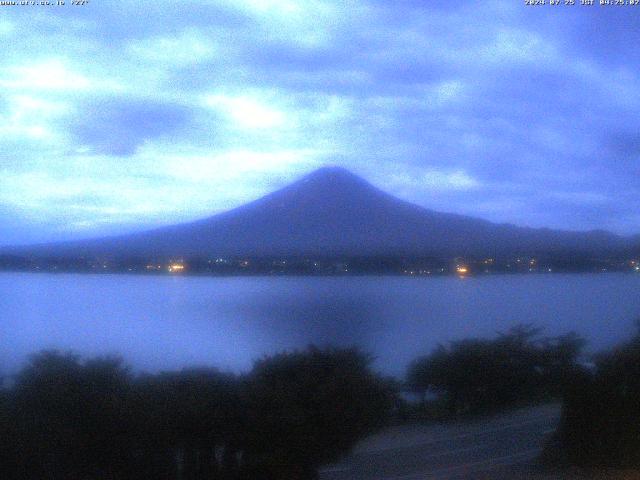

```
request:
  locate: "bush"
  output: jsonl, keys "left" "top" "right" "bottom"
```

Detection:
{"left": 406, "top": 325, "right": 585, "bottom": 416}
{"left": 2, "top": 352, "right": 247, "bottom": 480}
{"left": 556, "top": 327, "right": 640, "bottom": 467}
{"left": 241, "top": 346, "right": 396, "bottom": 479}
{"left": 9, "top": 351, "right": 133, "bottom": 479}
{"left": 0, "top": 347, "right": 396, "bottom": 480}
{"left": 132, "top": 367, "right": 243, "bottom": 479}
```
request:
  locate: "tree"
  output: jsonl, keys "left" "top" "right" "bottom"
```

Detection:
{"left": 2, "top": 347, "right": 396, "bottom": 480}
{"left": 132, "top": 367, "right": 242, "bottom": 480}
{"left": 556, "top": 323, "right": 640, "bottom": 467}
{"left": 241, "top": 346, "right": 396, "bottom": 479}
{"left": 10, "top": 351, "right": 133, "bottom": 480}
{"left": 407, "top": 325, "right": 586, "bottom": 416}
{"left": 0, "top": 380, "right": 14, "bottom": 478}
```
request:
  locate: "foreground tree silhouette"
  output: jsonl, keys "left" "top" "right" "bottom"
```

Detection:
{"left": 0, "top": 380, "right": 13, "bottom": 477}
{"left": 132, "top": 367, "right": 243, "bottom": 480}
{"left": 10, "top": 351, "right": 133, "bottom": 479}
{"left": 241, "top": 346, "right": 396, "bottom": 480}
{"left": 407, "top": 325, "right": 585, "bottom": 415}
{"left": 1, "top": 347, "right": 396, "bottom": 480}
{"left": 556, "top": 323, "right": 640, "bottom": 467}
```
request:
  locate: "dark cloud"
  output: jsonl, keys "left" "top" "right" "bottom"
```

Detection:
{"left": 562, "top": 7, "right": 640, "bottom": 67}
{"left": 608, "top": 132, "right": 640, "bottom": 162}
{"left": 72, "top": 98, "right": 192, "bottom": 156}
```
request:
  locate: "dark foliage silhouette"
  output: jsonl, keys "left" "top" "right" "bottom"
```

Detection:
{"left": 240, "top": 346, "right": 396, "bottom": 479}
{"left": 6, "top": 351, "right": 133, "bottom": 479}
{"left": 555, "top": 322, "right": 640, "bottom": 467}
{"left": 0, "top": 346, "right": 395, "bottom": 480}
{"left": 131, "top": 367, "right": 243, "bottom": 479}
{"left": 406, "top": 325, "right": 586, "bottom": 416}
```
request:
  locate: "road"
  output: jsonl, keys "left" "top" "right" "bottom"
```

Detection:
{"left": 320, "top": 403, "right": 561, "bottom": 480}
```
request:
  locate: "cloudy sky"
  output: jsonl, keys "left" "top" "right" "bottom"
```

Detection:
{"left": 1, "top": 0, "right": 639, "bottom": 245}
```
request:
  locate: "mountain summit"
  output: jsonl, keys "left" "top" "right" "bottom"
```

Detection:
{"left": 6, "top": 167, "right": 634, "bottom": 258}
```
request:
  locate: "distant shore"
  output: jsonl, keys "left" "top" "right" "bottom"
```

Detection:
{"left": 1, "top": 253, "right": 638, "bottom": 277}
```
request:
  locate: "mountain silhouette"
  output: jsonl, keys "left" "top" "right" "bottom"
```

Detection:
{"left": 5, "top": 167, "right": 635, "bottom": 258}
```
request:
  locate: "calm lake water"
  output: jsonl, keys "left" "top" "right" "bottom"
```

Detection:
{"left": 1, "top": 272, "right": 640, "bottom": 377}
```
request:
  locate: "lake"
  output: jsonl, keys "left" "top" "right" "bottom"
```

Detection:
{"left": 1, "top": 272, "right": 639, "bottom": 377}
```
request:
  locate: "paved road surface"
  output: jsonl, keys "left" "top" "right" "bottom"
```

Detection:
{"left": 320, "top": 403, "right": 561, "bottom": 480}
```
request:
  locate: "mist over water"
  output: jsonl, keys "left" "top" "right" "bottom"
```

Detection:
{"left": 1, "top": 272, "right": 639, "bottom": 377}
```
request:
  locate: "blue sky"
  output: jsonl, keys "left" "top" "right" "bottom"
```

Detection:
{"left": 0, "top": 0, "right": 639, "bottom": 245}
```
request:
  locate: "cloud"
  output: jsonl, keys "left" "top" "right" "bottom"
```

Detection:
{"left": 423, "top": 170, "right": 480, "bottom": 191}
{"left": 126, "top": 29, "right": 216, "bottom": 67}
{"left": 0, "top": 94, "right": 69, "bottom": 141}
{"left": 70, "top": 98, "right": 192, "bottom": 156}
{"left": 387, "top": 169, "right": 480, "bottom": 193}
{"left": 479, "top": 28, "right": 557, "bottom": 66}
{"left": 1, "top": 0, "right": 639, "bottom": 244}
{"left": 204, "top": 93, "right": 287, "bottom": 129}
{"left": 0, "top": 18, "right": 14, "bottom": 35}
{"left": 0, "top": 58, "right": 113, "bottom": 92}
